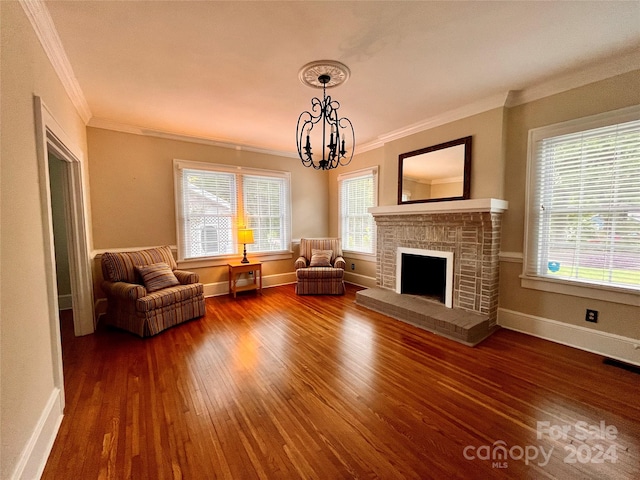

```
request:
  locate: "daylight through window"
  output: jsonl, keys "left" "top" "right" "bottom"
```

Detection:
{"left": 175, "top": 161, "right": 290, "bottom": 261}
{"left": 338, "top": 167, "right": 378, "bottom": 254}
{"left": 525, "top": 107, "right": 640, "bottom": 291}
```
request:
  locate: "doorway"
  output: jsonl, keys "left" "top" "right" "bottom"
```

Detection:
{"left": 35, "top": 96, "right": 95, "bottom": 407}
{"left": 48, "top": 153, "right": 73, "bottom": 312}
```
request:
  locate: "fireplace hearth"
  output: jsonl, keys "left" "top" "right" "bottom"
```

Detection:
{"left": 355, "top": 198, "right": 508, "bottom": 346}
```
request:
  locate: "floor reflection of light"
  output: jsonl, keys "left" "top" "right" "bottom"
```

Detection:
{"left": 234, "top": 331, "right": 258, "bottom": 372}
{"left": 339, "top": 314, "right": 376, "bottom": 390}
{"left": 190, "top": 313, "right": 292, "bottom": 410}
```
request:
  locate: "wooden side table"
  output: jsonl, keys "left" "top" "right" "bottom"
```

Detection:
{"left": 227, "top": 262, "right": 262, "bottom": 298}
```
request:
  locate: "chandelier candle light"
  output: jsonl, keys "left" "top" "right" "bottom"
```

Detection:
{"left": 296, "top": 60, "right": 355, "bottom": 170}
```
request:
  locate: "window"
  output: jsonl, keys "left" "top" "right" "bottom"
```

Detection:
{"left": 243, "top": 175, "right": 289, "bottom": 252}
{"left": 174, "top": 160, "right": 290, "bottom": 261}
{"left": 524, "top": 106, "right": 640, "bottom": 295}
{"left": 338, "top": 167, "right": 378, "bottom": 254}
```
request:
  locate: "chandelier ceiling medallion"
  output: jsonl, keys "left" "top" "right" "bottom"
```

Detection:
{"left": 296, "top": 60, "right": 355, "bottom": 170}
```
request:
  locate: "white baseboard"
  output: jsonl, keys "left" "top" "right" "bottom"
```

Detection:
{"left": 204, "top": 272, "right": 296, "bottom": 297}
{"left": 498, "top": 308, "right": 640, "bottom": 367}
{"left": 57, "top": 294, "right": 72, "bottom": 310}
{"left": 11, "top": 388, "right": 64, "bottom": 480}
{"left": 344, "top": 272, "right": 376, "bottom": 288}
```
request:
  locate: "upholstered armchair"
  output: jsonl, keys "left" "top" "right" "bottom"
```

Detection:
{"left": 295, "top": 238, "right": 346, "bottom": 295}
{"left": 101, "top": 246, "right": 205, "bottom": 337}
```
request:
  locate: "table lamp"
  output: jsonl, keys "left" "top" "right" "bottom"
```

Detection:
{"left": 237, "top": 228, "right": 254, "bottom": 263}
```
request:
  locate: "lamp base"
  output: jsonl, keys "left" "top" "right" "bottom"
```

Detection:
{"left": 241, "top": 244, "right": 249, "bottom": 263}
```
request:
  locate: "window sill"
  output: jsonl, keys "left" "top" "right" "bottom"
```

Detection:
{"left": 178, "top": 251, "right": 293, "bottom": 269}
{"left": 342, "top": 250, "right": 376, "bottom": 262}
{"left": 520, "top": 274, "right": 640, "bottom": 307}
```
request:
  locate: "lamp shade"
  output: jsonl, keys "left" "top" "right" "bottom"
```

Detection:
{"left": 237, "top": 228, "right": 254, "bottom": 245}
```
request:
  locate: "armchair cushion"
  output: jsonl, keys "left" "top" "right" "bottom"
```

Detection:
{"left": 309, "top": 249, "right": 333, "bottom": 267}
{"left": 136, "top": 283, "right": 204, "bottom": 312}
{"left": 296, "top": 267, "right": 344, "bottom": 280}
{"left": 136, "top": 262, "right": 180, "bottom": 292}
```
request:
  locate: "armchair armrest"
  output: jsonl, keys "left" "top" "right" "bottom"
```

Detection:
{"left": 294, "top": 256, "right": 308, "bottom": 270}
{"left": 173, "top": 269, "right": 199, "bottom": 285}
{"left": 334, "top": 256, "right": 346, "bottom": 270}
{"left": 102, "top": 281, "right": 147, "bottom": 300}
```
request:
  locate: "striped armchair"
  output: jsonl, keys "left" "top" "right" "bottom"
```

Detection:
{"left": 101, "top": 246, "right": 205, "bottom": 337}
{"left": 295, "top": 238, "right": 346, "bottom": 295}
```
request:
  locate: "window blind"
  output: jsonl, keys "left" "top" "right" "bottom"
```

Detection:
{"left": 339, "top": 168, "right": 377, "bottom": 254}
{"left": 242, "top": 175, "right": 290, "bottom": 253}
{"left": 181, "top": 169, "right": 237, "bottom": 258}
{"left": 175, "top": 161, "right": 291, "bottom": 261}
{"left": 526, "top": 117, "right": 640, "bottom": 290}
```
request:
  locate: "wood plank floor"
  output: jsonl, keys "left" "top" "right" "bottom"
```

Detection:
{"left": 43, "top": 284, "right": 640, "bottom": 479}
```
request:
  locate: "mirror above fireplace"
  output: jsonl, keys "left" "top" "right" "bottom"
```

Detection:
{"left": 398, "top": 136, "right": 472, "bottom": 204}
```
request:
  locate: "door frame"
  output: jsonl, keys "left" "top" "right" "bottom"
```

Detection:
{"left": 34, "top": 96, "right": 95, "bottom": 403}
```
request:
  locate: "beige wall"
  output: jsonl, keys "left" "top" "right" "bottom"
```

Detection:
{"left": 87, "top": 127, "right": 329, "bottom": 289}
{"left": 328, "top": 107, "right": 506, "bottom": 285}
{"left": 0, "top": 2, "right": 88, "bottom": 478}
{"left": 500, "top": 70, "right": 640, "bottom": 338}
{"left": 379, "top": 107, "right": 506, "bottom": 206}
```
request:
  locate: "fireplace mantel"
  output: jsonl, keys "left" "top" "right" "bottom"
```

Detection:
{"left": 369, "top": 198, "right": 508, "bottom": 216}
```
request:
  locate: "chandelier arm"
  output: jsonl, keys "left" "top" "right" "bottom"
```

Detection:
{"left": 336, "top": 116, "right": 355, "bottom": 167}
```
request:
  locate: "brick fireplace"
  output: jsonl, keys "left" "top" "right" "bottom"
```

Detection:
{"left": 356, "top": 199, "right": 508, "bottom": 345}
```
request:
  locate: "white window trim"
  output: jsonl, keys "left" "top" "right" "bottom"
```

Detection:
{"left": 522, "top": 105, "right": 640, "bottom": 305}
{"left": 342, "top": 250, "right": 376, "bottom": 261}
{"left": 176, "top": 251, "right": 293, "bottom": 269}
{"left": 338, "top": 166, "right": 379, "bottom": 257}
{"left": 173, "top": 159, "right": 292, "bottom": 264}
{"left": 520, "top": 274, "right": 639, "bottom": 307}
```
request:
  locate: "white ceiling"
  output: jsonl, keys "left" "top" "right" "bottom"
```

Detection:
{"left": 43, "top": 1, "right": 640, "bottom": 156}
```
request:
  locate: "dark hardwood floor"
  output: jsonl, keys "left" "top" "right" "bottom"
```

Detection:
{"left": 43, "top": 284, "right": 640, "bottom": 479}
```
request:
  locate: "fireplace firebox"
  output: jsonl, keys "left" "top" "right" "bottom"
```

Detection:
{"left": 396, "top": 247, "right": 453, "bottom": 308}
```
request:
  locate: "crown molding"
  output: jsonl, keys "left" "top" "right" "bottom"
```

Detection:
{"left": 88, "top": 118, "right": 298, "bottom": 159}
{"left": 505, "top": 48, "right": 640, "bottom": 108}
{"left": 356, "top": 91, "right": 512, "bottom": 154}
{"left": 20, "top": 0, "right": 92, "bottom": 123}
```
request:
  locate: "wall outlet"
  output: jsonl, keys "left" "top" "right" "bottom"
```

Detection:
{"left": 351, "top": 263, "right": 355, "bottom": 270}
{"left": 585, "top": 309, "right": 598, "bottom": 323}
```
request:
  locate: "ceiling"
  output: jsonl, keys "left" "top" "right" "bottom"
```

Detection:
{"left": 43, "top": 1, "right": 640, "bottom": 156}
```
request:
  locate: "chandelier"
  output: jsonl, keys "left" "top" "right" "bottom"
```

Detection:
{"left": 296, "top": 61, "right": 355, "bottom": 170}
